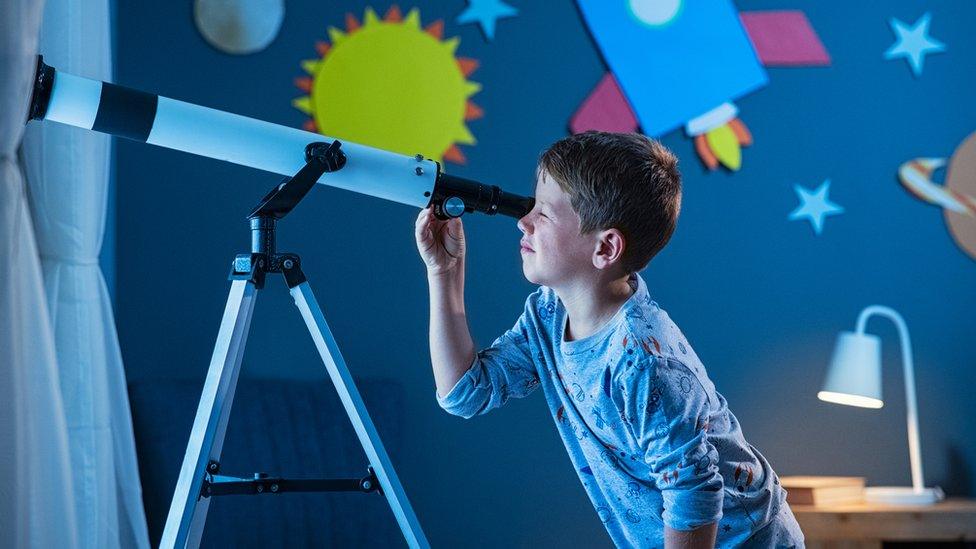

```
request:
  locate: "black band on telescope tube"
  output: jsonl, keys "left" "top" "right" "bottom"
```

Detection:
{"left": 92, "top": 83, "right": 158, "bottom": 142}
{"left": 28, "top": 56, "right": 56, "bottom": 123}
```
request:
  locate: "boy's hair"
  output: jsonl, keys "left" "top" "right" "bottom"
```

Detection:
{"left": 538, "top": 131, "right": 682, "bottom": 274}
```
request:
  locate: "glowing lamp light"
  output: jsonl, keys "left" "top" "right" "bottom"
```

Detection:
{"left": 818, "top": 331, "right": 883, "bottom": 409}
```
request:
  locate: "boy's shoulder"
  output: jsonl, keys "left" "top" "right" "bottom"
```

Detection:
{"left": 621, "top": 299, "right": 686, "bottom": 362}
{"left": 616, "top": 283, "right": 710, "bottom": 369}
{"left": 617, "top": 277, "right": 688, "bottom": 358}
{"left": 616, "top": 292, "right": 721, "bottom": 403}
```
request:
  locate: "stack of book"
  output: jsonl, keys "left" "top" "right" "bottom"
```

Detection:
{"left": 780, "top": 476, "right": 865, "bottom": 506}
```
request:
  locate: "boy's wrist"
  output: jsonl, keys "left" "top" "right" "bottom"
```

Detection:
{"left": 427, "top": 267, "right": 465, "bottom": 311}
{"left": 427, "top": 266, "right": 463, "bottom": 282}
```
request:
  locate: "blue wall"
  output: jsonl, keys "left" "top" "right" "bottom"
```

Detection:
{"left": 115, "top": 1, "right": 976, "bottom": 546}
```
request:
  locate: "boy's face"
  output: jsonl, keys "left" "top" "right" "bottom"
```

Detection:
{"left": 517, "top": 171, "right": 600, "bottom": 287}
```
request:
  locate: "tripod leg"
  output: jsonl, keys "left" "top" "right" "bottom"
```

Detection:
{"left": 290, "top": 281, "right": 430, "bottom": 549}
{"left": 160, "top": 280, "right": 258, "bottom": 548}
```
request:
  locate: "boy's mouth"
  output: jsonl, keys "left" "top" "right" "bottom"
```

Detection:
{"left": 520, "top": 239, "right": 534, "bottom": 253}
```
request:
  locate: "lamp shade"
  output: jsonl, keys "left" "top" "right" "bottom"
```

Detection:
{"left": 818, "top": 331, "right": 883, "bottom": 408}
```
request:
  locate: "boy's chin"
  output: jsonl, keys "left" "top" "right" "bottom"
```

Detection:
{"left": 521, "top": 263, "right": 545, "bottom": 286}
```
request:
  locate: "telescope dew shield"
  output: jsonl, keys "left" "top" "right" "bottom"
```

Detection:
{"left": 28, "top": 55, "right": 533, "bottom": 218}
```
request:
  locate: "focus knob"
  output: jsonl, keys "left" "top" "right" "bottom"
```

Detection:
{"left": 444, "top": 196, "right": 466, "bottom": 218}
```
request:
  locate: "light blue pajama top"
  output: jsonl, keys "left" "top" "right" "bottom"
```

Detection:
{"left": 436, "top": 274, "right": 804, "bottom": 548}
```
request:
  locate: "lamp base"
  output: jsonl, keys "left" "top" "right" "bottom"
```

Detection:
{"left": 865, "top": 486, "right": 945, "bottom": 505}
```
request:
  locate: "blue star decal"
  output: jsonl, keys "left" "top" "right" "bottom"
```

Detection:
{"left": 456, "top": 0, "right": 518, "bottom": 41}
{"left": 884, "top": 12, "right": 946, "bottom": 77}
{"left": 788, "top": 179, "right": 844, "bottom": 235}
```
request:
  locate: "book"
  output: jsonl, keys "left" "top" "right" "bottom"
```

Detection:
{"left": 780, "top": 476, "right": 865, "bottom": 506}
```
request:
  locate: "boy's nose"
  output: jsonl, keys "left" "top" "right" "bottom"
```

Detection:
{"left": 517, "top": 215, "right": 531, "bottom": 234}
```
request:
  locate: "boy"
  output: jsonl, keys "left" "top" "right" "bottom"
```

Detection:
{"left": 414, "top": 132, "right": 804, "bottom": 548}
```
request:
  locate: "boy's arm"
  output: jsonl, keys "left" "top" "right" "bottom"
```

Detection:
{"left": 415, "top": 207, "right": 476, "bottom": 397}
{"left": 416, "top": 207, "right": 538, "bottom": 417}
{"left": 428, "top": 268, "right": 476, "bottom": 398}
{"left": 664, "top": 523, "right": 718, "bottom": 549}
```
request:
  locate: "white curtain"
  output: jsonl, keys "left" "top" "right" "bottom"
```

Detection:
{"left": 0, "top": 0, "right": 80, "bottom": 547}
{"left": 20, "top": 0, "right": 151, "bottom": 547}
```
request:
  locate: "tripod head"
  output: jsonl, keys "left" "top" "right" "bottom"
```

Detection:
{"left": 241, "top": 139, "right": 348, "bottom": 287}
{"left": 247, "top": 140, "right": 346, "bottom": 221}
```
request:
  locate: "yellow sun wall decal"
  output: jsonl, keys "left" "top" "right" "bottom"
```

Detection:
{"left": 293, "top": 5, "right": 482, "bottom": 164}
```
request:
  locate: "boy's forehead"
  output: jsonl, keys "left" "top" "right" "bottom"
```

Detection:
{"left": 535, "top": 171, "right": 568, "bottom": 204}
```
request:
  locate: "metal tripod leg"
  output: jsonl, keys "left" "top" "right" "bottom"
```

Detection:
{"left": 160, "top": 280, "right": 258, "bottom": 548}
{"left": 290, "top": 281, "right": 430, "bottom": 549}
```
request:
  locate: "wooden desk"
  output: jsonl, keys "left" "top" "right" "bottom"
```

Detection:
{"left": 793, "top": 498, "right": 976, "bottom": 548}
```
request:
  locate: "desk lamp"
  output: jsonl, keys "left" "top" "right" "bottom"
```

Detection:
{"left": 819, "top": 305, "right": 944, "bottom": 505}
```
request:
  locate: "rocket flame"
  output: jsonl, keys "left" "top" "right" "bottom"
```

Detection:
{"left": 694, "top": 118, "right": 753, "bottom": 171}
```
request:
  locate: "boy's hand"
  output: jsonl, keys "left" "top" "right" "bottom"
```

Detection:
{"left": 415, "top": 206, "right": 465, "bottom": 276}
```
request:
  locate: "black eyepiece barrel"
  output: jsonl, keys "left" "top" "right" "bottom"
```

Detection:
{"left": 432, "top": 172, "right": 534, "bottom": 220}
{"left": 495, "top": 189, "right": 535, "bottom": 218}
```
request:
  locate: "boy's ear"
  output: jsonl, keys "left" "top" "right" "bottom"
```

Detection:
{"left": 592, "top": 228, "right": 626, "bottom": 270}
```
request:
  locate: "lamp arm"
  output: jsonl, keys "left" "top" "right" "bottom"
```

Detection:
{"left": 855, "top": 305, "right": 925, "bottom": 492}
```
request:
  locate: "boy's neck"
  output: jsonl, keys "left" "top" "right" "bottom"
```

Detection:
{"left": 556, "top": 273, "right": 635, "bottom": 342}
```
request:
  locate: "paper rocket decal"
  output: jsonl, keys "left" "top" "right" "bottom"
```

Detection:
{"left": 571, "top": 5, "right": 829, "bottom": 172}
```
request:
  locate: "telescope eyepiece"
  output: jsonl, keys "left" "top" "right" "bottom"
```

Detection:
{"left": 431, "top": 171, "right": 534, "bottom": 220}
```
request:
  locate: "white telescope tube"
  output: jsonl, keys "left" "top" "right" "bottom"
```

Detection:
{"left": 27, "top": 56, "right": 534, "bottom": 219}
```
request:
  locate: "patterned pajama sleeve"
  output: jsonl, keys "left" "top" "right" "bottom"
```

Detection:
{"left": 619, "top": 355, "right": 724, "bottom": 531}
{"left": 436, "top": 297, "right": 541, "bottom": 419}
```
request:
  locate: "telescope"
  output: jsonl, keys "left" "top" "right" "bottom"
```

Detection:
{"left": 26, "top": 55, "right": 534, "bottom": 220}
{"left": 24, "top": 54, "right": 537, "bottom": 548}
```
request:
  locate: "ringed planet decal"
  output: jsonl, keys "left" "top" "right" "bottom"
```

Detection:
{"left": 898, "top": 131, "right": 976, "bottom": 261}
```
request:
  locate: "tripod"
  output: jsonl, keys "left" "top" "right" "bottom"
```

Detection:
{"left": 159, "top": 141, "right": 429, "bottom": 548}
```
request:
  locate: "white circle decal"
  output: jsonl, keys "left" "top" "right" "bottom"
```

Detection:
{"left": 628, "top": 0, "right": 683, "bottom": 27}
{"left": 194, "top": 0, "right": 285, "bottom": 55}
